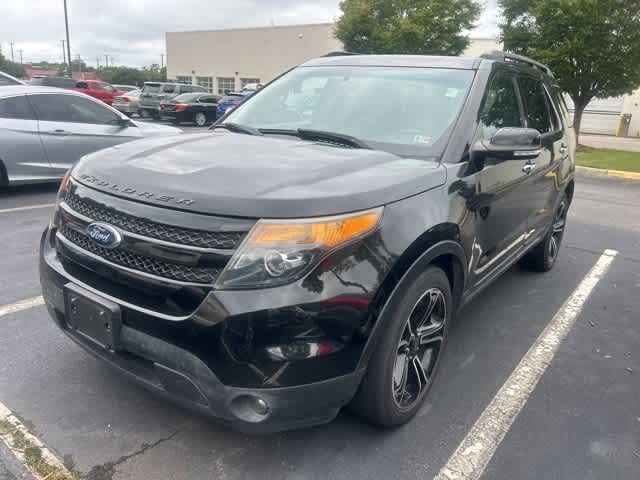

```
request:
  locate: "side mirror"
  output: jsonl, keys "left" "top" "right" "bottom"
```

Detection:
{"left": 476, "top": 128, "right": 542, "bottom": 160}
{"left": 117, "top": 116, "right": 134, "bottom": 127}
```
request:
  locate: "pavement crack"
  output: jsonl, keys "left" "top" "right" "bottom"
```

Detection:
{"left": 83, "top": 430, "right": 179, "bottom": 480}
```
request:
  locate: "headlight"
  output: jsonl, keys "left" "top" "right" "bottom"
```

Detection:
{"left": 49, "top": 170, "right": 71, "bottom": 229}
{"left": 215, "top": 207, "right": 383, "bottom": 289}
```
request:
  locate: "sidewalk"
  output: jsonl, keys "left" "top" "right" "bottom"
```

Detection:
{"left": 580, "top": 134, "right": 640, "bottom": 152}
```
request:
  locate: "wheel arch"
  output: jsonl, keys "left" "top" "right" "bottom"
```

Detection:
{"left": 357, "top": 227, "right": 467, "bottom": 371}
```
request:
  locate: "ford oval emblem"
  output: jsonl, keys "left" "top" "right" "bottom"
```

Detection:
{"left": 86, "top": 222, "right": 122, "bottom": 249}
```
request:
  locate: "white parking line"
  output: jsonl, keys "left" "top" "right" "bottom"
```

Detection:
{"left": 0, "top": 296, "right": 44, "bottom": 318}
{"left": 435, "top": 249, "right": 618, "bottom": 480}
{"left": 0, "top": 203, "right": 54, "bottom": 214}
{"left": 0, "top": 401, "right": 71, "bottom": 476}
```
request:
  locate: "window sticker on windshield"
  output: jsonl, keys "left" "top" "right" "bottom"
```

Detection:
{"left": 445, "top": 88, "right": 459, "bottom": 98}
{"left": 414, "top": 135, "right": 432, "bottom": 144}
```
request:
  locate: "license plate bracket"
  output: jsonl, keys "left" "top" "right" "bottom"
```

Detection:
{"left": 64, "top": 283, "right": 121, "bottom": 352}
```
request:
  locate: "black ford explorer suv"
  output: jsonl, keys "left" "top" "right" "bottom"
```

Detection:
{"left": 40, "top": 51, "right": 575, "bottom": 433}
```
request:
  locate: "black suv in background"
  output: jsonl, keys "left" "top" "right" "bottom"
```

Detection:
{"left": 139, "top": 81, "right": 208, "bottom": 119}
{"left": 40, "top": 51, "right": 575, "bottom": 433}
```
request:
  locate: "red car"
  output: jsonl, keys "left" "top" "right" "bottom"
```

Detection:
{"left": 74, "top": 80, "right": 123, "bottom": 105}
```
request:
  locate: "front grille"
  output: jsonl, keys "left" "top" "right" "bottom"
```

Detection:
{"left": 60, "top": 225, "right": 221, "bottom": 284}
{"left": 64, "top": 190, "right": 245, "bottom": 250}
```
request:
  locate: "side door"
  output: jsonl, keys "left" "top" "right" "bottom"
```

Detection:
{"left": 198, "top": 95, "right": 219, "bottom": 121}
{"left": 467, "top": 69, "right": 534, "bottom": 286}
{"left": 30, "top": 93, "right": 143, "bottom": 175}
{"left": 516, "top": 75, "right": 564, "bottom": 239}
{"left": 0, "top": 95, "right": 53, "bottom": 183}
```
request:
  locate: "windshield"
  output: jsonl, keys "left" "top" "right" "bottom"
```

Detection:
{"left": 173, "top": 93, "right": 201, "bottom": 102}
{"left": 225, "top": 66, "right": 474, "bottom": 157}
{"left": 142, "top": 84, "right": 161, "bottom": 93}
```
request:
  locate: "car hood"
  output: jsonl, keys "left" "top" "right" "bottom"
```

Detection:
{"left": 72, "top": 132, "right": 446, "bottom": 218}
{"left": 131, "top": 120, "right": 181, "bottom": 136}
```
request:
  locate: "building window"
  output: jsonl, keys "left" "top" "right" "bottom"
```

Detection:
{"left": 217, "top": 77, "right": 236, "bottom": 95}
{"left": 240, "top": 78, "right": 260, "bottom": 88}
{"left": 196, "top": 76, "right": 213, "bottom": 93}
{"left": 176, "top": 76, "right": 192, "bottom": 85}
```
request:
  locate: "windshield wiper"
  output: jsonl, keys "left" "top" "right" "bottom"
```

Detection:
{"left": 259, "top": 128, "right": 370, "bottom": 149}
{"left": 211, "top": 122, "right": 263, "bottom": 136}
{"left": 297, "top": 129, "right": 370, "bottom": 149}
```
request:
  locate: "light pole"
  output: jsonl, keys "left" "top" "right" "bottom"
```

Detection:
{"left": 160, "top": 53, "right": 164, "bottom": 69}
{"left": 10, "top": 42, "right": 14, "bottom": 62}
{"left": 61, "top": 40, "right": 66, "bottom": 65}
{"left": 63, "top": 0, "right": 72, "bottom": 76}
{"left": 18, "top": 49, "right": 23, "bottom": 65}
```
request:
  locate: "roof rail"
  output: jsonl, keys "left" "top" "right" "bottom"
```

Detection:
{"left": 323, "top": 51, "right": 359, "bottom": 57}
{"left": 480, "top": 50, "right": 553, "bottom": 77}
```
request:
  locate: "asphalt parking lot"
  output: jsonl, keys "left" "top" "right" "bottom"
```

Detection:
{"left": 1, "top": 171, "right": 639, "bottom": 480}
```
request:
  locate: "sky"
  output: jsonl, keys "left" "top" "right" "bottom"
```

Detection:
{"left": 0, "top": 0, "right": 499, "bottom": 68}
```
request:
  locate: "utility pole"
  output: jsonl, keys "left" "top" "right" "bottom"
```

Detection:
{"left": 61, "top": 40, "right": 66, "bottom": 65}
{"left": 96, "top": 57, "right": 100, "bottom": 68}
{"left": 18, "top": 49, "right": 23, "bottom": 65}
{"left": 76, "top": 54, "right": 82, "bottom": 78}
{"left": 63, "top": 0, "right": 72, "bottom": 76}
{"left": 160, "top": 53, "right": 164, "bottom": 69}
{"left": 10, "top": 42, "right": 14, "bottom": 62}
{"left": 104, "top": 54, "right": 109, "bottom": 68}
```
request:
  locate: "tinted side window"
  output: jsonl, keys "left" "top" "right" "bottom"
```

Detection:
{"left": 0, "top": 96, "right": 36, "bottom": 119}
{"left": 31, "top": 94, "right": 120, "bottom": 125}
{"left": 479, "top": 72, "right": 523, "bottom": 140}
{"left": 519, "top": 77, "right": 553, "bottom": 133}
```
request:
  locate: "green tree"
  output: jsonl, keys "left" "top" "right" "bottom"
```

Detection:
{"left": 500, "top": 0, "right": 640, "bottom": 141}
{"left": 0, "top": 52, "right": 26, "bottom": 78}
{"left": 97, "top": 66, "right": 147, "bottom": 86}
{"left": 335, "top": 0, "right": 482, "bottom": 55}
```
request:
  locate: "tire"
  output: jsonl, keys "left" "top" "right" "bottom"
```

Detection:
{"left": 349, "top": 265, "right": 452, "bottom": 427}
{"left": 194, "top": 112, "right": 207, "bottom": 127}
{"left": 520, "top": 194, "right": 569, "bottom": 272}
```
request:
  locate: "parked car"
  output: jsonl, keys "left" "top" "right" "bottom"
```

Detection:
{"left": 30, "top": 76, "right": 77, "bottom": 89}
{"left": 216, "top": 92, "right": 251, "bottom": 118}
{"left": 0, "top": 86, "right": 180, "bottom": 186}
{"left": 240, "top": 83, "right": 263, "bottom": 92}
{"left": 0, "top": 71, "right": 25, "bottom": 86}
{"left": 139, "top": 82, "right": 208, "bottom": 119}
{"left": 74, "top": 80, "right": 124, "bottom": 105}
{"left": 159, "top": 92, "right": 221, "bottom": 126}
{"left": 113, "top": 84, "right": 138, "bottom": 92}
{"left": 112, "top": 88, "right": 142, "bottom": 116}
{"left": 40, "top": 52, "right": 575, "bottom": 433}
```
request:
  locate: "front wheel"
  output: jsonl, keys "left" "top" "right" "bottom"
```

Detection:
{"left": 349, "top": 265, "right": 452, "bottom": 427}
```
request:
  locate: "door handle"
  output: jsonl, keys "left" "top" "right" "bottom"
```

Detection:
{"left": 559, "top": 143, "right": 568, "bottom": 154}
{"left": 49, "top": 129, "right": 71, "bottom": 136}
{"left": 522, "top": 162, "right": 536, "bottom": 174}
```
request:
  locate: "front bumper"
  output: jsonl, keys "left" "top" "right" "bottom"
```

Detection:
{"left": 39, "top": 227, "right": 379, "bottom": 432}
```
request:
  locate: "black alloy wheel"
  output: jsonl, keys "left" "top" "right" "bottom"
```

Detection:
{"left": 349, "top": 266, "right": 452, "bottom": 427}
{"left": 520, "top": 193, "right": 569, "bottom": 272}
{"left": 392, "top": 288, "right": 446, "bottom": 409}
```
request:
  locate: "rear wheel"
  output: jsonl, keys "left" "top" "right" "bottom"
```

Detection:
{"left": 194, "top": 112, "right": 207, "bottom": 127}
{"left": 349, "top": 265, "right": 451, "bottom": 427}
{"left": 520, "top": 194, "right": 568, "bottom": 272}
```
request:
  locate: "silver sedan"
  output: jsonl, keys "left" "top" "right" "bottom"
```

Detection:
{"left": 0, "top": 86, "right": 181, "bottom": 186}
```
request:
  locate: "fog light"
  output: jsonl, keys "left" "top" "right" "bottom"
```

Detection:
{"left": 229, "top": 395, "right": 270, "bottom": 423}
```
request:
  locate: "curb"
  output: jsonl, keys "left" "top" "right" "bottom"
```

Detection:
{"left": 575, "top": 165, "right": 640, "bottom": 181}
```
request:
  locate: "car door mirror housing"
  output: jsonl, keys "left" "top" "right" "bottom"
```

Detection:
{"left": 117, "top": 116, "right": 134, "bottom": 127}
{"left": 475, "top": 128, "right": 542, "bottom": 160}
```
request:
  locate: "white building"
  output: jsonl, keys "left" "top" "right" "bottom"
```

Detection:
{"left": 166, "top": 23, "right": 499, "bottom": 94}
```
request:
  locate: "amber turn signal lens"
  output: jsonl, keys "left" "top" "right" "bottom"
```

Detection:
{"left": 247, "top": 209, "right": 382, "bottom": 249}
